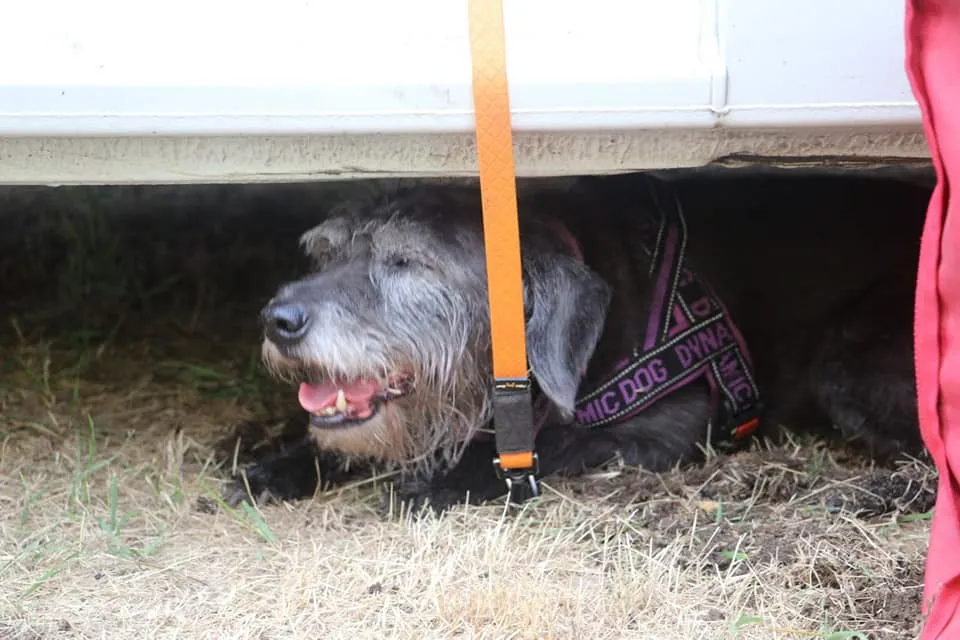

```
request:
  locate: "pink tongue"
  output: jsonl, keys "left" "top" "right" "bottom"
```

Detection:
{"left": 298, "top": 381, "right": 380, "bottom": 412}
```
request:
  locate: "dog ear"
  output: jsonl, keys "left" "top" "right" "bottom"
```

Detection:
{"left": 522, "top": 246, "right": 611, "bottom": 418}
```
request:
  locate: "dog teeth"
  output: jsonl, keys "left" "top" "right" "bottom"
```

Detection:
{"left": 335, "top": 389, "right": 348, "bottom": 413}
{"left": 323, "top": 406, "right": 338, "bottom": 416}
{"left": 386, "top": 387, "right": 403, "bottom": 396}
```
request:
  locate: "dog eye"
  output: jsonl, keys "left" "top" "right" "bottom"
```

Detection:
{"left": 384, "top": 253, "right": 431, "bottom": 272}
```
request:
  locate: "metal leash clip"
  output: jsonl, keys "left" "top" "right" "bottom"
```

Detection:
{"left": 493, "top": 452, "right": 540, "bottom": 505}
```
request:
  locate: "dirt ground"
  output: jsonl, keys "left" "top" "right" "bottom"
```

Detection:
{"left": 0, "top": 180, "right": 936, "bottom": 639}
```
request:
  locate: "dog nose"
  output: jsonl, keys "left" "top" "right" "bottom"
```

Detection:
{"left": 262, "top": 302, "right": 310, "bottom": 345}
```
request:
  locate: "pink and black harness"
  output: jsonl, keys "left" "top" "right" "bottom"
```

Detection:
{"left": 571, "top": 176, "right": 762, "bottom": 446}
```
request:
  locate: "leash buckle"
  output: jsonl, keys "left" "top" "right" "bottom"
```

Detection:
{"left": 727, "top": 402, "right": 764, "bottom": 441}
{"left": 493, "top": 452, "right": 540, "bottom": 505}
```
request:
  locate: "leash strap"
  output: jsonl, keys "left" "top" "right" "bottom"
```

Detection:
{"left": 466, "top": 0, "right": 539, "bottom": 503}
{"left": 574, "top": 176, "right": 762, "bottom": 445}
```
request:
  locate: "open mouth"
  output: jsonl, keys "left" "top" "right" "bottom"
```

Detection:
{"left": 298, "top": 377, "right": 410, "bottom": 428}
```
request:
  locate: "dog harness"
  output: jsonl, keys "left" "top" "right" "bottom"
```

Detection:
{"left": 572, "top": 176, "right": 762, "bottom": 447}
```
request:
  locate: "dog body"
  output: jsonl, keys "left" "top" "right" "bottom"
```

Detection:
{"left": 234, "top": 171, "right": 928, "bottom": 512}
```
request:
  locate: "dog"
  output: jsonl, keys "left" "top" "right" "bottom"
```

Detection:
{"left": 228, "top": 169, "right": 929, "bottom": 513}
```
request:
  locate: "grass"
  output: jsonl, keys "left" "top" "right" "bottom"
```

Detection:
{"left": 0, "top": 178, "right": 936, "bottom": 639}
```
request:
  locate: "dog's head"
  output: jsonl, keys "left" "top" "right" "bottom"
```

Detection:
{"left": 260, "top": 185, "right": 611, "bottom": 470}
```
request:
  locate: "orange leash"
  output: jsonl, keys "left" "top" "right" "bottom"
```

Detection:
{"left": 467, "top": 0, "right": 539, "bottom": 500}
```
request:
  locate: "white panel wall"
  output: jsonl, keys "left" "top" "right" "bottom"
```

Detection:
{"left": 0, "top": 0, "right": 926, "bottom": 183}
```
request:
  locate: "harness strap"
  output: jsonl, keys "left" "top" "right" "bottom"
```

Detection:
{"left": 466, "top": 0, "right": 539, "bottom": 503}
{"left": 573, "top": 176, "right": 762, "bottom": 446}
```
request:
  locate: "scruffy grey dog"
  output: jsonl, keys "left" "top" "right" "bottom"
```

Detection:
{"left": 229, "top": 170, "right": 929, "bottom": 513}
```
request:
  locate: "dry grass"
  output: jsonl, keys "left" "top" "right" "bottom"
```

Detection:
{"left": 0, "top": 181, "right": 935, "bottom": 640}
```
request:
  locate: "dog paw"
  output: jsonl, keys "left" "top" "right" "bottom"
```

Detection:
{"left": 379, "top": 481, "right": 468, "bottom": 518}
{"left": 225, "top": 459, "right": 319, "bottom": 508}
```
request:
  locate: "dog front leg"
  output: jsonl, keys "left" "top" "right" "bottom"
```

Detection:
{"left": 387, "top": 384, "right": 713, "bottom": 515}
{"left": 537, "top": 383, "right": 714, "bottom": 476}
{"left": 383, "top": 420, "right": 639, "bottom": 516}
{"left": 383, "top": 437, "right": 509, "bottom": 515}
